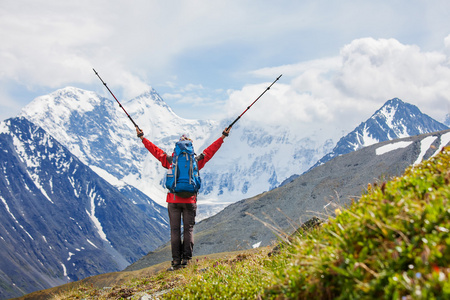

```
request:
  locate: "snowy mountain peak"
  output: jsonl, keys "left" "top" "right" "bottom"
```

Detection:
{"left": 22, "top": 87, "right": 102, "bottom": 118}
{"left": 377, "top": 97, "right": 403, "bottom": 119}
{"left": 373, "top": 98, "right": 422, "bottom": 134}
{"left": 311, "top": 98, "right": 448, "bottom": 169}
{"left": 127, "top": 88, "right": 168, "bottom": 108}
{"left": 382, "top": 97, "right": 403, "bottom": 107}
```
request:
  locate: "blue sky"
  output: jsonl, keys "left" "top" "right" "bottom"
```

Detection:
{"left": 1, "top": 0, "right": 450, "bottom": 135}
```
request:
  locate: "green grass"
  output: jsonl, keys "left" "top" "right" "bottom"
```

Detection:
{"left": 263, "top": 147, "right": 450, "bottom": 299}
{"left": 52, "top": 147, "right": 450, "bottom": 299}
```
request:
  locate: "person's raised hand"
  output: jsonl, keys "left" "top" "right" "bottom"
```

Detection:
{"left": 222, "top": 127, "right": 231, "bottom": 139}
{"left": 136, "top": 127, "right": 144, "bottom": 139}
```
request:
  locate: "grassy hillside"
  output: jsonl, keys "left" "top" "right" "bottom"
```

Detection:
{"left": 25, "top": 147, "right": 450, "bottom": 299}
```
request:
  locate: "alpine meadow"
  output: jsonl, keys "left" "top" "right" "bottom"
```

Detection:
{"left": 18, "top": 143, "right": 450, "bottom": 299}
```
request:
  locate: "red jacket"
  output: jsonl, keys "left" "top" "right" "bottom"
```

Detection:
{"left": 142, "top": 137, "right": 224, "bottom": 203}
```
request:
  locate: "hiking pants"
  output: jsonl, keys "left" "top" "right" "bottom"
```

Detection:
{"left": 168, "top": 202, "right": 197, "bottom": 262}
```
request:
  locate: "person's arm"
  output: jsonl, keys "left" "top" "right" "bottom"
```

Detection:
{"left": 197, "top": 127, "right": 231, "bottom": 169}
{"left": 136, "top": 128, "right": 171, "bottom": 168}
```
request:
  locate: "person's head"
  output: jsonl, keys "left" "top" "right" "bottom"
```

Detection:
{"left": 179, "top": 134, "right": 192, "bottom": 142}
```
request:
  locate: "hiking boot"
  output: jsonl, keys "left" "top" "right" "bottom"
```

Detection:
{"left": 181, "top": 259, "right": 191, "bottom": 268}
{"left": 167, "top": 261, "right": 182, "bottom": 272}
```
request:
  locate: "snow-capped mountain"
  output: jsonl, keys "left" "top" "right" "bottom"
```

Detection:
{"left": 311, "top": 98, "right": 449, "bottom": 169}
{"left": 18, "top": 88, "right": 447, "bottom": 220}
{"left": 19, "top": 88, "right": 216, "bottom": 205}
{"left": 19, "top": 87, "right": 334, "bottom": 216}
{"left": 0, "top": 117, "right": 169, "bottom": 299}
{"left": 198, "top": 122, "right": 334, "bottom": 202}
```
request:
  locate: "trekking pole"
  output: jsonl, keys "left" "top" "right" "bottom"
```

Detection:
{"left": 225, "top": 74, "right": 282, "bottom": 133}
{"left": 93, "top": 68, "right": 141, "bottom": 131}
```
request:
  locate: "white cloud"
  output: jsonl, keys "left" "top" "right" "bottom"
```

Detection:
{"left": 334, "top": 38, "right": 450, "bottom": 117}
{"left": 0, "top": 0, "right": 151, "bottom": 102}
{"left": 224, "top": 37, "right": 450, "bottom": 136}
{"left": 1, "top": 0, "right": 450, "bottom": 126}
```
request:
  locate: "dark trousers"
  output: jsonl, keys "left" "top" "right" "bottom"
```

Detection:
{"left": 168, "top": 202, "right": 197, "bottom": 262}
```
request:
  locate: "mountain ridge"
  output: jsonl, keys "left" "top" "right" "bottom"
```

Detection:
{"left": 311, "top": 97, "right": 448, "bottom": 169}
{"left": 0, "top": 117, "right": 169, "bottom": 299}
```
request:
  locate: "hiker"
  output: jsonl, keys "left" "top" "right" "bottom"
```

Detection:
{"left": 136, "top": 127, "right": 231, "bottom": 270}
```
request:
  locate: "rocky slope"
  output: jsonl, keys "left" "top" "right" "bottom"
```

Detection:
{"left": 0, "top": 118, "right": 169, "bottom": 299}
